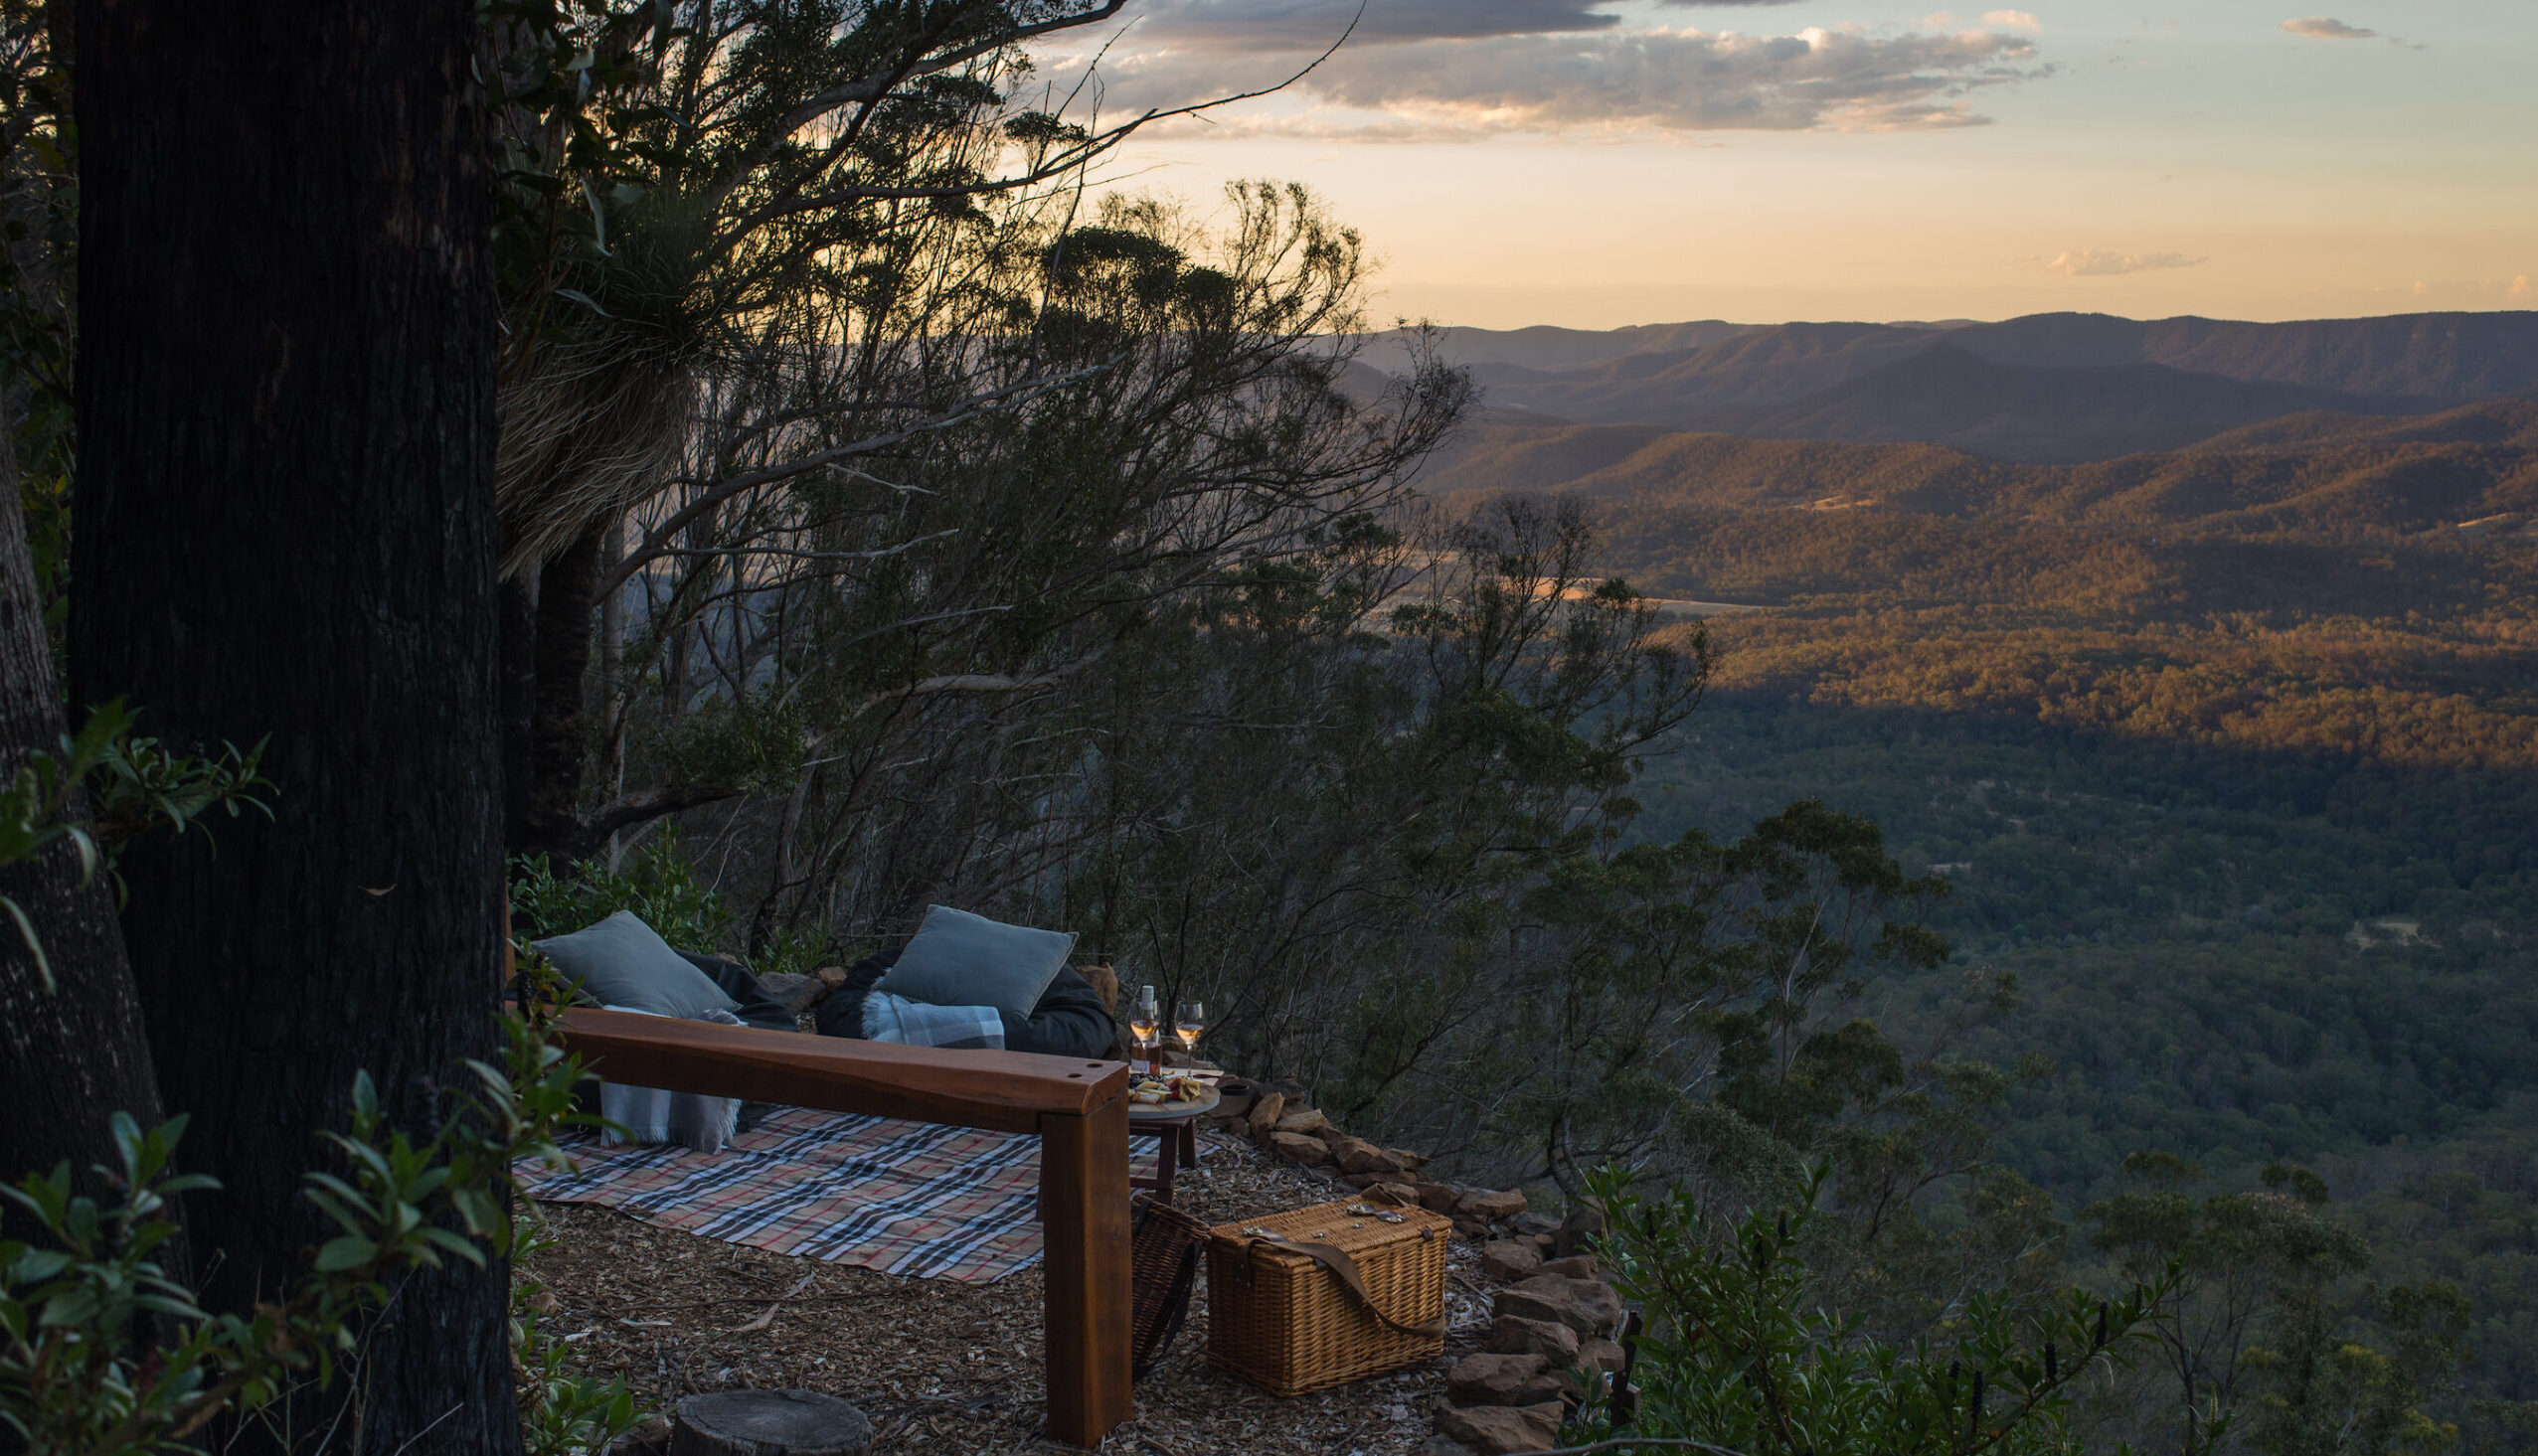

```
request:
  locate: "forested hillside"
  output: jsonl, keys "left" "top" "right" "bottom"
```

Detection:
{"left": 1380, "top": 310, "right": 2538, "bottom": 464}
{"left": 1422, "top": 395, "right": 2538, "bottom": 1441}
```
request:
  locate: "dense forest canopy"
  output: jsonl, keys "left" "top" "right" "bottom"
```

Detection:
{"left": 1410, "top": 379, "right": 2538, "bottom": 1448}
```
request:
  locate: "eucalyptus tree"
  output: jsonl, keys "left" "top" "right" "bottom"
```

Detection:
{"left": 71, "top": 0, "right": 513, "bottom": 1450}
{"left": 480, "top": 0, "right": 1338, "bottom": 855}
{"left": 614, "top": 180, "right": 1472, "bottom": 941}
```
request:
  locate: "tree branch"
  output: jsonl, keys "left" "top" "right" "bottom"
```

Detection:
{"left": 600, "top": 364, "right": 1114, "bottom": 597}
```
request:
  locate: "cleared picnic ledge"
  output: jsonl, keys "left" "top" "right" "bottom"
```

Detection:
{"left": 550, "top": 1007, "right": 1133, "bottom": 1448}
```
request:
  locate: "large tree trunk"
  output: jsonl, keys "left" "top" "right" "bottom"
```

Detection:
{"left": 0, "top": 406, "right": 163, "bottom": 1208}
{"left": 69, "top": 0, "right": 517, "bottom": 1451}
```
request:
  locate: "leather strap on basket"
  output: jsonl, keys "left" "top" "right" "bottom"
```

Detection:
{"left": 1244, "top": 1230, "right": 1446, "bottom": 1338}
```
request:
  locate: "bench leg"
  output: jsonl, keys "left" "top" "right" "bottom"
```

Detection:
{"left": 1040, "top": 1094, "right": 1132, "bottom": 1447}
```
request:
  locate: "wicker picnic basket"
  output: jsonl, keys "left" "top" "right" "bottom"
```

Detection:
{"left": 1203, "top": 1199, "right": 1451, "bottom": 1395}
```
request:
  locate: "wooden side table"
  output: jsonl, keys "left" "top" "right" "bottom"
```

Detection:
{"left": 1125, "top": 1087, "right": 1218, "bottom": 1204}
{"left": 1129, "top": 1110, "right": 1204, "bottom": 1204}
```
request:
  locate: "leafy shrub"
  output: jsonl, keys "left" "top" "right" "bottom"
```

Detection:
{"left": 1572, "top": 1165, "right": 2170, "bottom": 1456}
{"left": 0, "top": 1012, "right": 640, "bottom": 1454}
{"left": 508, "top": 826, "right": 732, "bottom": 954}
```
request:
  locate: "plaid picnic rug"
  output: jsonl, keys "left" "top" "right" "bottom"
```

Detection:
{"left": 519, "top": 1106, "right": 1156, "bottom": 1283}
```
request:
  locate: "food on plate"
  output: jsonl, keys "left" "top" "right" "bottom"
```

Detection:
{"left": 1129, "top": 1072, "right": 1211, "bottom": 1106}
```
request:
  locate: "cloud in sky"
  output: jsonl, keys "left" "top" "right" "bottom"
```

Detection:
{"left": 1063, "top": 21, "right": 2047, "bottom": 136}
{"left": 1130, "top": 0, "right": 1622, "bottom": 46}
{"left": 2281, "top": 17, "right": 2378, "bottom": 40}
{"left": 2047, "top": 249, "right": 2208, "bottom": 276}
{"left": 1983, "top": 9, "right": 2041, "bottom": 29}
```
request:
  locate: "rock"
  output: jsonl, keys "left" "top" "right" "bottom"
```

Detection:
{"left": 1555, "top": 1204, "right": 1606, "bottom": 1260}
{"left": 1247, "top": 1091, "right": 1286, "bottom": 1141}
{"left": 1424, "top": 1438, "right": 1482, "bottom": 1456}
{"left": 1579, "top": 1337, "right": 1627, "bottom": 1378}
{"left": 1508, "top": 1212, "right": 1561, "bottom": 1238}
{"left": 1366, "top": 1182, "right": 1424, "bottom": 1208}
{"left": 1531, "top": 1233, "right": 1559, "bottom": 1254}
{"left": 1484, "top": 1315, "right": 1581, "bottom": 1365}
{"left": 1381, "top": 1147, "right": 1426, "bottom": 1173}
{"left": 1480, "top": 1239, "right": 1544, "bottom": 1281}
{"left": 813, "top": 965, "right": 850, "bottom": 989}
{"left": 1453, "top": 1216, "right": 1496, "bottom": 1241}
{"left": 1275, "top": 1106, "right": 1330, "bottom": 1137}
{"left": 1535, "top": 1254, "right": 1600, "bottom": 1281}
{"left": 1495, "top": 1275, "right": 1623, "bottom": 1337}
{"left": 670, "top": 1390, "right": 871, "bottom": 1455}
{"left": 1458, "top": 1188, "right": 1528, "bottom": 1222}
{"left": 1417, "top": 1182, "right": 1464, "bottom": 1213}
{"left": 1269, "top": 1130, "right": 1330, "bottom": 1165}
{"left": 1444, "top": 1352, "right": 1547, "bottom": 1406}
{"left": 1433, "top": 1398, "right": 1564, "bottom": 1456}
{"left": 1332, "top": 1135, "right": 1389, "bottom": 1174}
{"left": 754, "top": 972, "right": 825, "bottom": 1015}
{"left": 1340, "top": 1171, "right": 1386, "bottom": 1189}
{"left": 1257, "top": 1077, "right": 1309, "bottom": 1102}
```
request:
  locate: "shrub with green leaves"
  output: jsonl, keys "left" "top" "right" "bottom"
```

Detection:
{"left": 508, "top": 825, "right": 732, "bottom": 954}
{"left": 0, "top": 1012, "right": 641, "bottom": 1455}
{"left": 1572, "top": 1165, "right": 2172, "bottom": 1456}
{"left": 0, "top": 699, "right": 269, "bottom": 990}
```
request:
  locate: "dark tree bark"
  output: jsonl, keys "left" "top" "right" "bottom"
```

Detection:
{"left": 519, "top": 519, "right": 604, "bottom": 857}
{"left": 70, "top": 0, "right": 517, "bottom": 1451}
{"left": 499, "top": 572, "right": 540, "bottom": 849}
{"left": 0, "top": 409, "right": 164, "bottom": 1210}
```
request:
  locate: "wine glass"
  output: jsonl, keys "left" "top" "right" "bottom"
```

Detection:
{"left": 1127, "top": 985, "right": 1161, "bottom": 1074}
{"left": 1174, "top": 1001, "right": 1207, "bottom": 1061}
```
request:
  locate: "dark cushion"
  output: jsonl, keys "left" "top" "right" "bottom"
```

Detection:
{"left": 678, "top": 952, "right": 796, "bottom": 1034}
{"left": 999, "top": 968, "right": 1116, "bottom": 1059}
{"left": 534, "top": 910, "right": 737, "bottom": 1020}
{"left": 872, "top": 905, "right": 1076, "bottom": 1023}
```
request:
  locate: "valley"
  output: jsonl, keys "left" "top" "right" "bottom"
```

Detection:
{"left": 1401, "top": 309, "right": 2538, "bottom": 1435}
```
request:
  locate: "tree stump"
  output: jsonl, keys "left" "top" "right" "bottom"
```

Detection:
{"left": 668, "top": 1391, "right": 872, "bottom": 1456}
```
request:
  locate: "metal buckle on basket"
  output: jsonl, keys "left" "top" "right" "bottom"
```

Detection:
{"left": 1346, "top": 1203, "right": 1408, "bottom": 1223}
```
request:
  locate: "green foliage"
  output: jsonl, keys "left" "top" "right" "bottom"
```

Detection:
{"left": 508, "top": 824, "right": 734, "bottom": 954}
{"left": 1576, "top": 1165, "right": 2170, "bottom": 1456}
{"left": 0, "top": 701, "right": 271, "bottom": 991}
{"left": 2087, "top": 1157, "right": 2465, "bottom": 1454}
{"left": 0, "top": 1013, "right": 592, "bottom": 1454}
{"left": 510, "top": 1212, "right": 646, "bottom": 1456}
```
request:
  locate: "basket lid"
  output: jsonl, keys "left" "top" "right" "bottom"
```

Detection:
{"left": 1208, "top": 1199, "right": 1451, "bottom": 1264}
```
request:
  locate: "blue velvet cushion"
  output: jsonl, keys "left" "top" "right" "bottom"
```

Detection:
{"left": 872, "top": 904, "right": 1077, "bottom": 1023}
{"left": 532, "top": 910, "right": 739, "bottom": 1020}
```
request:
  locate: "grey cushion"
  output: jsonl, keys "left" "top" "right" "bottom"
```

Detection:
{"left": 873, "top": 904, "right": 1076, "bottom": 1023}
{"left": 533, "top": 910, "right": 739, "bottom": 1020}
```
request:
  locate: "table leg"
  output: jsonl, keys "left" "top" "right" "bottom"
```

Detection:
{"left": 1040, "top": 1095, "right": 1132, "bottom": 1447}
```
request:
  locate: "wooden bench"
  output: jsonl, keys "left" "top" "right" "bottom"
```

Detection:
{"left": 550, "top": 1008, "right": 1133, "bottom": 1447}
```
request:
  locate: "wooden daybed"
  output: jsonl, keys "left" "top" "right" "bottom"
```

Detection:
{"left": 551, "top": 1007, "right": 1133, "bottom": 1447}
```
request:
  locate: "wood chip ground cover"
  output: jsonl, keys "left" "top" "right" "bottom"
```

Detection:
{"left": 527, "top": 1127, "right": 1499, "bottom": 1454}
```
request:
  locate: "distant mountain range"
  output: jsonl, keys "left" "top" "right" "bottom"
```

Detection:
{"left": 1368, "top": 310, "right": 2538, "bottom": 464}
{"left": 1420, "top": 394, "right": 2538, "bottom": 546}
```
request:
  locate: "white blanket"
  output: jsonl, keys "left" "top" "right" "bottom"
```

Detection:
{"left": 597, "top": 1006, "right": 745, "bottom": 1154}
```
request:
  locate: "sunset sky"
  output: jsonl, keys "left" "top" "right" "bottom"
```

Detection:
{"left": 1037, "top": 0, "right": 2537, "bottom": 328}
